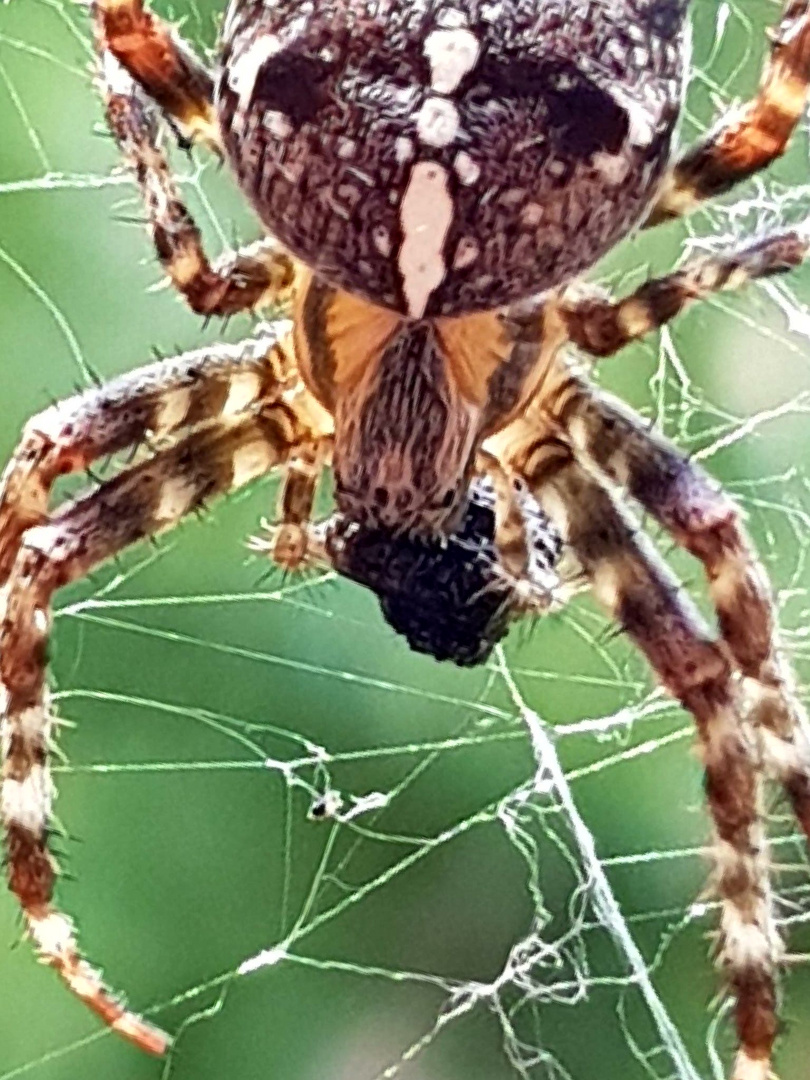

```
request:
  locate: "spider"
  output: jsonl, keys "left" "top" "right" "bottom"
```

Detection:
{"left": 2, "top": 0, "right": 810, "bottom": 1075}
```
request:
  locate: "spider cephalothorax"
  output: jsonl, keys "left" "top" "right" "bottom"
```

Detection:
{"left": 3, "top": 3, "right": 810, "bottom": 1078}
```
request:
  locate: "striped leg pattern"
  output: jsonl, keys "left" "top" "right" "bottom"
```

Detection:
{"left": 514, "top": 445, "right": 779, "bottom": 1080}
{"left": 551, "top": 216, "right": 810, "bottom": 839}
{"left": 0, "top": 333, "right": 294, "bottom": 582}
{"left": 644, "top": 0, "right": 810, "bottom": 227}
{"left": 558, "top": 226, "right": 810, "bottom": 358}
{"left": 99, "top": 54, "right": 297, "bottom": 317}
{"left": 93, "top": 0, "right": 219, "bottom": 148}
{"left": 557, "top": 379, "right": 810, "bottom": 841}
{"left": 0, "top": 337, "right": 311, "bottom": 1051}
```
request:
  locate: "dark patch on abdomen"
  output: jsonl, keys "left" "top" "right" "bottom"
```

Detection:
{"left": 252, "top": 50, "right": 334, "bottom": 125}
{"left": 472, "top": 56, "right": 630, "bottom": 157}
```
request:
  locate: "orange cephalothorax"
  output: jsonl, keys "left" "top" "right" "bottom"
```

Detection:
{"left": 293, "top": 274, "right": 565, "bottom": 534}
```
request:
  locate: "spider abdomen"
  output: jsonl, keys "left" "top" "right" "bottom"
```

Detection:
{"left": 216, "top": 0, "right": 686, "bottom": 318}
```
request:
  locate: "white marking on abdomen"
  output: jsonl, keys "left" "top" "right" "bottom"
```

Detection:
{"left": 423, "top": 27, "right": 481, "bottom": 94}
{"left": 398, "top": 162, "right": 454, "bottom": 318}
{"left": 227, "top": 28, "right": 302, "bottom": 128}
{"left": 416, "top": 97, "right": 461, "bottom": 147}
{"left": 453, "top": 150, "right": 480, "bottom": 185}
{"left": 452, "top": 237, "right": 479, "bottom": 270}
{"left": 228, "top": 36, "right": 281, "bottom": 113}
{"left": 265, "top": 110, "right": 293, "bottom": 139}
{"left": 395, "top": 136, "right": 415, "bottom": 163}
{"left": 372, "top": 225, "right": 392, "bottom": 257}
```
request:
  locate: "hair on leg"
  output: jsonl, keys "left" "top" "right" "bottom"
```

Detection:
{"left": 0, "top": 332, "right": 297, "bottom": 584}
{"left": 511, "top": 442, "right": 780, "bottom": 1080}
{"left": 100, "top": 55, "right": 297, "bottom": 317}
{"left": 1, "top": 403, "right": 312, "bottom": 1051}
{"left": 557, "top": 227, "right": 810, "bottom": 358}
{"left": 644, "top": 0, "right": 810, "bottom": 226}
{"left": 92, "top": 0, "right": 218, "bottom": 148}
{"left": 555, "top": 378, "right": 810, "bottom": 840}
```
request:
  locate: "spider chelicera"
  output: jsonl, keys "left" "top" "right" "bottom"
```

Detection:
{"left": 2, "top": 2, "right": 810, "bottom": 1077}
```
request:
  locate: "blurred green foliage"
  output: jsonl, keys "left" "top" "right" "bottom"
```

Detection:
{"left": 0, "top": 2, "right": 809, "bottom": 1079}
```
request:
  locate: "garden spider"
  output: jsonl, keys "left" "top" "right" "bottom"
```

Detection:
{"left": 2, "top": 0, "right": 810, "bottom": 1076}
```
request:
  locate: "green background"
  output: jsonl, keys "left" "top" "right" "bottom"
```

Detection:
{"left": 1, "top": 2, "right": 809, "bottom": 1078}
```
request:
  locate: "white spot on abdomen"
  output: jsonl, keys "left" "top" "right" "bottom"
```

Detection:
{"left": 416, "top": 97, "right": 460, "bottom": 147}
{"left": 398, "top": 162, "right": 454, "bottom": 317}
{"left": 265, "top": 110, "right": 293, "bottom": 140}
{"left": 453, "top": 150, "right": 480, "bottom": 185}
{"left": 592, "top": 151, "right": 631, "bottom": 184}
{"left": 395, "top": 136, "right": 415, "bottom": 164}
{"left": 372, "top": 226, "right": 392, "bottom": 257}
{"left": 337, "top": 137, "right": 356, "bottom": 159}
{"left": 452, "top": 237, "right": 479, "bottom": 270}
{"left": 423, "top": 27, "right": 481, "bottom": 94}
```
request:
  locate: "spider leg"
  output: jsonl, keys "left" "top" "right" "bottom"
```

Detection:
{"left": 476, "top": 450, "right": 531, "bottom": 579}
{"left": 0, "top": 347, "right": 319, "bottom": 1054}
{"left": 100, "top": 55, "right": 297, "bottom": 317}
{"left": 511, "top": 441, "right": 779, "bottom": 1080}
{"left": 556, "top": 378, "right": 810, "bottom": 839}
{"left": 270, "top": 437, "right": 331, "bottom": 570}
{"left": 644, "top": 0, "right": 810, "bottom": 227}
{"left": 558, "top": 226, "right": 809, "bottom": 358}
{"left": 0, "top": 331, "right": 296, "bottom": 585}
{"left": 1, "top": 404, "right": 313, "bottom": 1053}
{"left": 92, "top": 0, "right": 218, "bottom": 149}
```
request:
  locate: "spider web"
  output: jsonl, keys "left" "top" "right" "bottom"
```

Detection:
{"left": 0, "top": 2, "right": 809, "bottom": 1079}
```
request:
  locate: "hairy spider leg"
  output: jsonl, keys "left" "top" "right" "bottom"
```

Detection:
{"left": 478, "top": 217, "right": 810, "bottom": 1075}
{"left": 0, "top": 333, "right": 294, "bottom": 583}
{"left": 514, "top": 442, "right": 778, "bottom": 1080}
{"left": 558, "top": 379, "right": 810, "bottom": 837}
{"left": 1, "top": 410, "right": 312, "bottom": 1052}
{"left": 0, "top": 336, "right": 316, "bottom": 1052}
{"left": 93, "top": 0, "right": 219, "bottom": 148}
{"left": 645, "top": 0, "right": 810, "bottom": 226}
{"left": 483, "top": 225, "right": 809, "bottom": 599}
{"left": 99, "top": 54, "right": 297, "bottom": 317}
{"left": 552, "top": 227, "right": 810, "bottom": 832}
{"left": 558, "top": 226, "right": 810, "bottom": 358}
